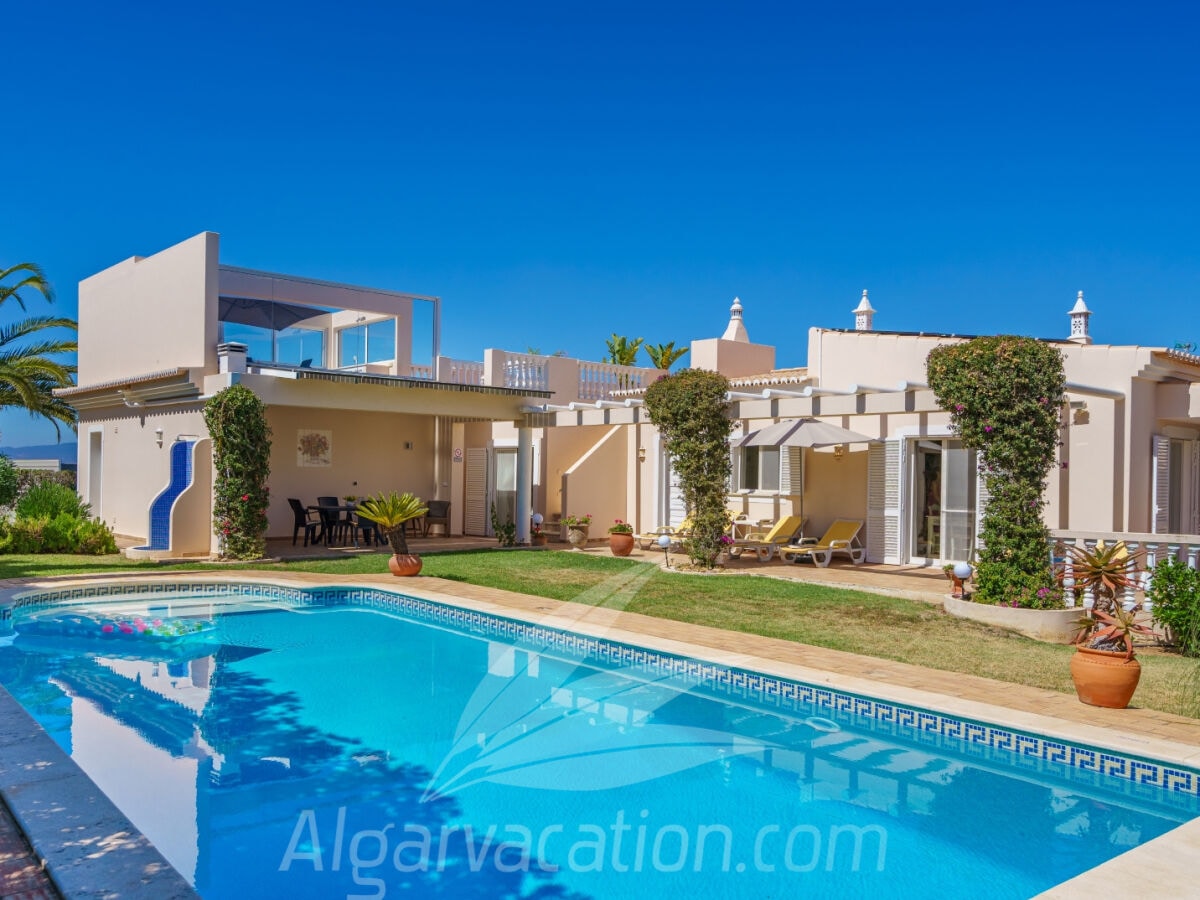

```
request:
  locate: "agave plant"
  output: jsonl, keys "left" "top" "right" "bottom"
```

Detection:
{"left": 354, "top": 492, "right": 428, "bottom": 555}
{"left": 1073, "top": 607, "right": 1156, "bottom": 657}
{"left": 1061, "top": 540, "right": 1145, "bottom": 613}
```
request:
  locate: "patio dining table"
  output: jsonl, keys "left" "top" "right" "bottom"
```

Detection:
{"left": 308, "top": 504, "right": 379, "bottom": 549}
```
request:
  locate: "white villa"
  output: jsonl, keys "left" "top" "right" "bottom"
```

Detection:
{"left": 61, "top": 232, "right": 1200, "bottom": 563}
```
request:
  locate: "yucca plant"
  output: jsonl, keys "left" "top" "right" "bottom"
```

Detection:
{"left": 1072, "top": 607, "right": 1156, "bottom": 658}
{"left": 1061, "top": 540, "right": 1145, "bottom": 613}
{"left": 354, "top": 492, "right": 428, "bottom": 555}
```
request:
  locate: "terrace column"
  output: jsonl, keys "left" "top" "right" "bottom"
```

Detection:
{"left": 516, "top": 425, "right": 533, "bottom": 544}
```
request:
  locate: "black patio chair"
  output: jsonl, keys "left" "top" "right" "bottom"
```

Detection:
{"left": 423, "top": 500, "right": 451, "bottom": 536}
{"left": 288, "top": 498, "right": 322, "bottom": 547}
{"left": 316, "top": 496, "right": 349, "bottom": 545}
{"left": 352, "top": 511, "right": 382, "bottom": 548}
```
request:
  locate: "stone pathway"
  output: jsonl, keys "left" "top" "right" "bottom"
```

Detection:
{"left": 0, "top": 796, "right": 57, "bottom": 900}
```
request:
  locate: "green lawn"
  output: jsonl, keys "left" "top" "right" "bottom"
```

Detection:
{"left": 4, "top": 548, "right": 1197, "bottom": 718}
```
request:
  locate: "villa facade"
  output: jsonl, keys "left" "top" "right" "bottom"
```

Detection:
{"left": 61, "top": 233, "right": 1200, "bottom": 563}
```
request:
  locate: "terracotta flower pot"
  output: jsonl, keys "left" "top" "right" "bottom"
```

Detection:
{"left": 609, "top": 533, "right": 634, "bottom": 556}
{"left": 1069, "top": 645, "right": 1142, "bottom": 708}
{"left": 388, "top": 553, "right": 423, "bottom": 577}
{"left": 531, "top": 533, "right": 549, "bottom": 546}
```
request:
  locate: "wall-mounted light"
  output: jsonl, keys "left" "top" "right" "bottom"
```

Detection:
{"left": 637, "top": 446, "right": 647, "bottom": 463}
{"left": 833, "top": 445, "right": 844, "bottom": 461}
{"left": 154, "top": 427, "right": 164, "bottom": 448}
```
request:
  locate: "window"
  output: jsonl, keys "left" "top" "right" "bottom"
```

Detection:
{"left": 338, "top": 320, "right": 396, "bottom": 367}
{"left": 734, "top": 447, "right": 781, "bottom": 492}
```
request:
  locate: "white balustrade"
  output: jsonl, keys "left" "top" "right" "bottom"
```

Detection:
{"left": 577, "top": 361, "right": 660, "bottom": 401}
{"left": 407, "top": 364, "right": 434, "bottom": 380}
{"left": 438, "top": 357, "right": 485, "bottom": 386}
{"left": 503, "top": 353, "right": 550, "bottom": 392}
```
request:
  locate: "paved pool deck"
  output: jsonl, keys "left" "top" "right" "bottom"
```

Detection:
{"left": 0, "top": 560, "right": 1197, "bottom": 897}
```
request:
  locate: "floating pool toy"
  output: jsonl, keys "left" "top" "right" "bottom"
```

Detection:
{"left": 17, "top": 612, "right": 216, "bottom": 643}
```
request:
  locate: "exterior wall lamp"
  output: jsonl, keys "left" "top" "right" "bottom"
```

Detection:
{"left": 833, "top": 445, "right": 844, "bottom": 461}
{"left": 154, "top": 428, "right": 164, "bottom": 448}
{"left": 637, "top": 446, "right": 646, "bottom": 463}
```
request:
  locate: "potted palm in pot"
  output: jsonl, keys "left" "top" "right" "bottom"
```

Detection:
{"left": 354, "top": 491, "right": 429, "bottom": 576}
{"left": 1062, "top": 540, "right": 1151, "bottom": 708}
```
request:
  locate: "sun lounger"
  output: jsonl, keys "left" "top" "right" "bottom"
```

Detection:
{"left": 637, "top": 518, "right": 693, "bottom": 550}
{"left": 781, "top": 519, "right": 865, "bottom": 567}
{"left": 729, "top": 515, "right": 806, "bottom": 562}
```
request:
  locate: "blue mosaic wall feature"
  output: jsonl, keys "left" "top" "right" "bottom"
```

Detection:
{"left": 12, "top": 580, "right": 1200, "bottom": 801}
{"left": 139, "top": 440, "right": 194, "bottom": 551}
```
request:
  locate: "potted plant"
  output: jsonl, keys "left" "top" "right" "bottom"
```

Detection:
{"left": 607, "top": 519, "right": 634, "bottom": 556}
{"left": 1061, "top": 540, "right": 1152, "bottom": 707}
{"left": 1069, "top": 606, "right": 1155, "bottom": 708}
{"left": 530, "top": 514, "right": 549, "bottom": 547}
{"left": 716, "top": 534, "right": 734, "bottom": 566}
{"left": 1061, "top": 540, "right": 1145, "bottom": 613}
{"left": 354, "top": 491, "right": 429, "bottom": 576}
{"left": 563, "top": 513, "right": 592, "bottom": 549}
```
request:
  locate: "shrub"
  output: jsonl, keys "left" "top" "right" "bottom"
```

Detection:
{"left": 644, "top": 369, "right": 733, "bottom": 567}
{"left": 0, "top": 456, "right": 19, "bottom": 507}
{"left": 490, "top": 503, "right": 516, "bottom": 547}
{"left": 72, "top": 517, "right": 119, "bottom": 555}
{"left": 7, "top": 517, "right": 47, "bottom": 554}
{"left": 927, "top": 336, "right": 1066, "bottom": 607}
{"left": 16, "top": 481, "right": 87, "bottom": 520}
{"left": 1147, "top": 556, "right": 1200, "bottom": 657}
{"left": 16, "top": 468, "right": 75, "bottom": 496}
{"left": 204, "top": 385, "right": 272, "bottom": 560}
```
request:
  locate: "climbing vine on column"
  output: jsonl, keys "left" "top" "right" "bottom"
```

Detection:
{"left": 204, "top": 384, "right": 272, "bottom": 559}
{"left": 644, "top": 368, "right": 733, "bottom": 567}
{"left": 926, "top": 336, "right": 1065, "bottom": 607}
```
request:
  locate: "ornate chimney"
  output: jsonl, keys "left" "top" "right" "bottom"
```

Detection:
{"left": 1068, "top": 291, "right": 1092, "bottom": 344}
{"left": 721, "top": 296, "right": 750, "bottom": 342}
{"left": 853, "top": 290, "right": 876, "bottom": 331}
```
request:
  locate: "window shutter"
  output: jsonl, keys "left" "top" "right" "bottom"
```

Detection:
{"left": 464, "top": 448, "right": 488, "bottom": 536}
{"left": 1152, "top": 435, "right": 1170, "bottom": 534}
{"left": 867, "top": 440, "right": 901, "bottom": 564}
{"left": 780, "top": 447, "right": 804, "bottom": 494}
{"left": 1192, "top": 441, "right": 1200, "bottom": 535}
{"left": 667, "top": 455, "right": 687, "bottom": 526}
{"left": 974, "top": 458, "right": 990, "bottom": 555}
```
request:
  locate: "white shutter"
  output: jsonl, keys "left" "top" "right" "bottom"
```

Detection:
{"left": 780, "top": 447, "right": 804, "bottom": 495}
{"left": 867, "top": 440, "right": 901, "bottom": 564}
{"left": 667, "top": 455, "right": 687, "bottom": 526}
{"left": 974, "top": 457, "right": 990, "bottom": 555}
{"left": 464, "top": 448, "right": 488, "bottom": 536}
{"left": 1191, "top": 441, "right": 1200, "bottom": 535}
{"left": 1151, "top": 435, "right": 1170, "bottom": 534}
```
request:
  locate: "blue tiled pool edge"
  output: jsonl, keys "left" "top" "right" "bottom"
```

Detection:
{"left": 10, "top": 578, "right": 1200, "bottom": 804}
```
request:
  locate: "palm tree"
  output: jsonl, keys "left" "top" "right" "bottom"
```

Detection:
{"left": 604, "top": 334, "right": 644, "bottom": 366}
{"left": 0, "top": 263, "right": 79, "bottom": 438}
{"left": 645, "top": 341, "right": 689, "bottom": 371}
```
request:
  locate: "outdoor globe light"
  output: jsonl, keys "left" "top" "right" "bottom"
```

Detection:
{"left": 657, "top": 534, "right": 671, "bottom": 550}
{"left": 952, "top": 562, "right": 973, "bottom": 580}
{"left": 531, "top": 513, "right": 543, "bottom": 527}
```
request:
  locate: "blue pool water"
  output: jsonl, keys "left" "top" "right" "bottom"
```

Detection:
{"left": 1, "top": 585, "right": 1197, "bottom": 899}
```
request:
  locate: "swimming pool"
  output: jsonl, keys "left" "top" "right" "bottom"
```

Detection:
{"left": 2, "top": 580, "right": 1197, "bottom": 899}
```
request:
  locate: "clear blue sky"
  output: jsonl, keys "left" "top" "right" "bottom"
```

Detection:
{"left": 4, "top": 0, "right": 1197, "bottom": 447}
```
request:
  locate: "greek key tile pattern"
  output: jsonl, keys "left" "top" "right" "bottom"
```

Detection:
{"left": 13, "top": 581, "right": 1200, "bottom": 802}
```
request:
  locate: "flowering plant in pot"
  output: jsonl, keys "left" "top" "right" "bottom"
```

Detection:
{"left": 563, "top": 513, "right": 591, "bottom": 549}
{"left": 607, "top": 519, "right": 635, "bottom": 556}
{"left": 355, "top": 491, "right": 428, "bottom": 576}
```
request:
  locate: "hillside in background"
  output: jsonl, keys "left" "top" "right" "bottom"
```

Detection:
{"left": 0, "top": 443, "right": 78, "bottom": 465}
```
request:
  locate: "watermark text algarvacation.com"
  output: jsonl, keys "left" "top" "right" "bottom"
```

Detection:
{"left": 279, "top": 807, "right": 887, "bottom": 896}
